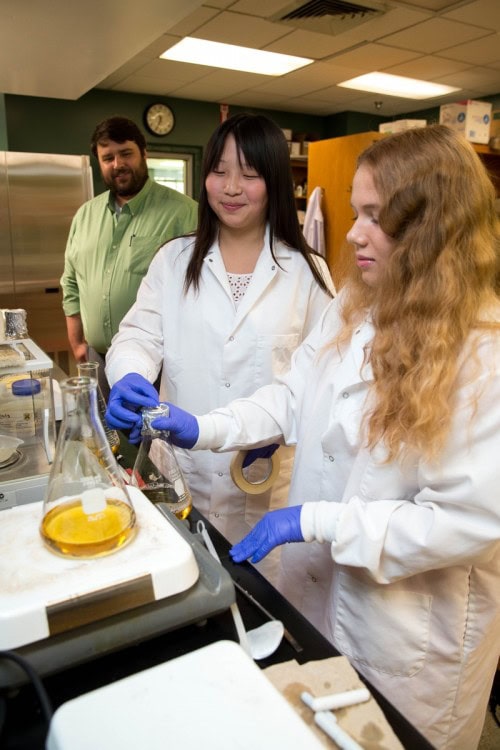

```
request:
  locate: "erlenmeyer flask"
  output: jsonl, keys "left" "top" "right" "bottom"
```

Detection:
{"left": 77, "top": 361, "right": 120, "bottom": 455}
{"left": 40, "top": 376, "right": 137, "bottom": 558}
{"left": 131, "top": 404, "right": 193, "bottom": 521}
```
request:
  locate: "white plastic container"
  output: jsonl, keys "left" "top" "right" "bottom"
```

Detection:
{"left": 0, "top": 377, "right": 42, "bottom": 437}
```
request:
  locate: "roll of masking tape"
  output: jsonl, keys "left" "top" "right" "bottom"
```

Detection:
{"left": 230, "top": 449, "right": 281, "bottom": 495}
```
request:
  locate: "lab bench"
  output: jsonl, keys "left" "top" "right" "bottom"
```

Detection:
{"left": 0, "top": 504, "right": 434, "bottom": 750}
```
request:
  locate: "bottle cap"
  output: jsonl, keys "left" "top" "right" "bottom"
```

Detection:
{"left": 11, "top": 378, "right": 41, "bottom": 396}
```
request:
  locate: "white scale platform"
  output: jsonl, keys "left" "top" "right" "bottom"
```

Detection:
{"left": 0, "top": 486, "right": 199, "bottom": 651}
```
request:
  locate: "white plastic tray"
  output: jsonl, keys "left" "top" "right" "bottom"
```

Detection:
{"left": 47, "top": 641, "right": 325, "bottom": 750}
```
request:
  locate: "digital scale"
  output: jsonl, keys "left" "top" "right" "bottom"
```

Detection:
{"left": 0, "top": 487, "right": 235, "bottom": 688}
{"left": 0, "top": 339, "right": 235, "bottom": 690}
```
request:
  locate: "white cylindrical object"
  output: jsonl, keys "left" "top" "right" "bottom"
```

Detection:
{"left": 301, "top": 687, "right": 370, "bottom": 712}
{"left": 314, "top": 711, "right": 364, "bottom": 750}
{"left": 0, "top": 377, "right": 42, "bottom": 437}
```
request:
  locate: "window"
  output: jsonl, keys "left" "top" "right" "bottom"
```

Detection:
{"left": 146, "top": 144, "right": 202, "bottom": 200}
{"left": 147, "top": 153, "right": 193, "bottom": 197}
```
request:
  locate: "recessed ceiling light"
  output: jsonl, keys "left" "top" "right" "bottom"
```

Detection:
{"left": 160, "top": 37, "right": 312, "bottom": 76}
{"left": 338, "top": 72, "right": 460, "bottom": 99}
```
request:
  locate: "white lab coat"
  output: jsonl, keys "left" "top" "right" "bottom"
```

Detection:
{"left": 302, "top": 186, "right": 325, "bottom": 256}
{"left": 195, "top": 293, "right": 500, "bottom": 750}
{"left": 106, "top": 230, "right": 334, "bottom": 583}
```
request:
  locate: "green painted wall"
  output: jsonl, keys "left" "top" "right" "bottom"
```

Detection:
{"left": 5, "top": 89, "right": 331, "bottom": 196}
{"left": 324, "top": 110, "right": 385, "bottom": 137}
{"left": 4, "top": 88, "right": 499, "bottom": 195}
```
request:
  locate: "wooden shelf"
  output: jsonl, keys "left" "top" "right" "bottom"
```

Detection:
{"left": 307, "top": 131, "right": 500, "bottom": 287}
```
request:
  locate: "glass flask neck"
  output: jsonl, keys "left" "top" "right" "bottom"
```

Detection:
{"left": 76, "top": 363, "right": 121, "bottom": 455}
{"left": 61, "top": 376, "right": 100, "bottom": 427}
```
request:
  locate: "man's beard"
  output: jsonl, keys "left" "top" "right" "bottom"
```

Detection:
{"left": 104, "top": 158, "right": 148, "bottom": 198}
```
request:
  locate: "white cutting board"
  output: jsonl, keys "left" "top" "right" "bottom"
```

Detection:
{"left": 0, "top": 486, "right": 199, "bottom": 649}
{"left": 47, "top": 640, "right": 326, "bottom": 750}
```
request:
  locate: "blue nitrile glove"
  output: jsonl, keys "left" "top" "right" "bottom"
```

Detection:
{"left": 230, "top": 505, "right": 304, "bottom": 564}
{"left": 127, "top": 421, "right": 144, "bottom": 445}
{"left": 106, "top": 373, "right": 159, "bottom": 433}
{"left": 151, "top": 402, "right": 199, "bottom": 449}
{"left": 242, "top": 443, "right": 280, "bottom": 469}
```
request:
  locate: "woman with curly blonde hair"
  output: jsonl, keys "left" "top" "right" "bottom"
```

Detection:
{"left": 152, "top": 125, "right": 500, "bottom": 749}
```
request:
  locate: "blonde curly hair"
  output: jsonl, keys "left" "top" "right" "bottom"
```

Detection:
{"left": 335, "top": 125, "right": 500, "bottom": 461}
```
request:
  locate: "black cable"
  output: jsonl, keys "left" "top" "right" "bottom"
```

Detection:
{"left": 0, "top": 651, "right": 53, "bottom": 727}
{"left": 0, "top": 695, "right": 6, "bottom": 737}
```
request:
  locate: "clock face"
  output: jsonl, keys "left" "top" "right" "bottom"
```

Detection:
{"left": 144, "top": 103, "right": 175, "bottom": 136}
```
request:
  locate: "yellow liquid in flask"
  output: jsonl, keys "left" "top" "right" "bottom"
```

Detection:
{"left": 41, "top": 498, "right": 136, "bottom": 558}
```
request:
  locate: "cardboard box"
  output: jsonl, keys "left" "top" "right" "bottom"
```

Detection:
{"left": 439, "top": 100, "right": 492, "bottom": 144}
{"left": 378, "top": 119, "right": 427, "bottom": 134}
{"left": 490, "top": 109, "right": 500, "bottom": 138}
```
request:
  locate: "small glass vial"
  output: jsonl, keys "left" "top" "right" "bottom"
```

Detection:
{"left": 40, "top": 376, "right": 137, "bottom": 558}
{"left": 77, "top": 361, "right": 120, "bottom": 455}
{"left": 131, "top": 404, "right": 192, "bottom": 521}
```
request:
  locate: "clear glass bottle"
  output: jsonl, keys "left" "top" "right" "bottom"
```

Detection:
{"left": 40, "top": 376, "right": 137, "bottom": 558}
{"left": 77, "top": 361, "right": 120, "bottom": 455}
{"left": 131, "top": 404, "right": 193, "bottom": 521}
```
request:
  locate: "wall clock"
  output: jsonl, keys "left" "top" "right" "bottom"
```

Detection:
{"left": 144, "top": 103, "right": 175, "bottom": 136}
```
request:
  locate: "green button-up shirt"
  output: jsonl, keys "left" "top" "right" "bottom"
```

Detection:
{"left": 61, "top": 178, "right": 197, "bottom": 352}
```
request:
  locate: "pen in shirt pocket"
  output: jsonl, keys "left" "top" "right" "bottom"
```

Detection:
{"left": 129, "top": 233, "right": 136, "bottom": 246}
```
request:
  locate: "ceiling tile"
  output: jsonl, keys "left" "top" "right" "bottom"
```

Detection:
{"left": 439, "top": 33, "right": 500, "bottom": 66}
{"left": 204, "top": 0, "right": 235, "bottom": 8}
{"left": 110, "top": 76, "right": 187, "bottom": 96}
{"left": 404, "top": 1, "right": 464, "bottom": 9}
{"left": 2, "top": 0, "right": 499, "bottom": 119}
{"left": 380, "top": 17, "right": 492, "bottom": 54}
{"left": 444, "top": 0, "right": 500, "bottom": 30}
{"left": 229, "top": 0, "right": 293, "bottom": 16}
{"left": 328, "top": 43, "right": 420, "bottom": 70}
{"left": 191, "top": 11, "right": 289, "bottom": 48}
{"left": 167, "top": 7, "right": 221, "bottom": 37}
{"left": 224, "top": 91, "right": 290, "bottom": 107}
{"left": 169, "top": 68, "right": 269, "bottom": 99}
{"left": 134, "top": 58, "right": 215, "bottom": 83}
{"left": 384, "top": 54, "right": 471, "bottom": 79}
{"left": 265, "top": 29, "right": 363, "bottom": 59}
{"left": 435, "top": 65, "right": 500, "bottom": 93}
{"left": 300, "top": 85, "right": 372, "bottom": 105}
{"left": 96, "top": 34, "right": 182, "bottom": 88}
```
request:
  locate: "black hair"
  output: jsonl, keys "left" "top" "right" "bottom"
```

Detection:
{"left": 90, "top": 116, "right": 147, "bottom": 157}
{"left": 184, "top": 112, "right": 330, "bottom": 294}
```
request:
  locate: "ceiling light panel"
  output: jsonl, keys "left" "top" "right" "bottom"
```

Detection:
{"left": 161, "top": 37, "right": 313, "bottom": 76}
{"left": 338, "top": 71, "right": 460, "bottom": 98}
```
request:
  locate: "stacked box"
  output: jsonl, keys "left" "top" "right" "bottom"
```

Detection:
{"left": 378, "top": 119, "right": 427, "bottom": 134}
{"left": 439, "top": 100, "right": 492, "bottom": 144}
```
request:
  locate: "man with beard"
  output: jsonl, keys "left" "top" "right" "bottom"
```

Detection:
{"left": 61, "top": 116, "right": 197, "bottom": 396}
